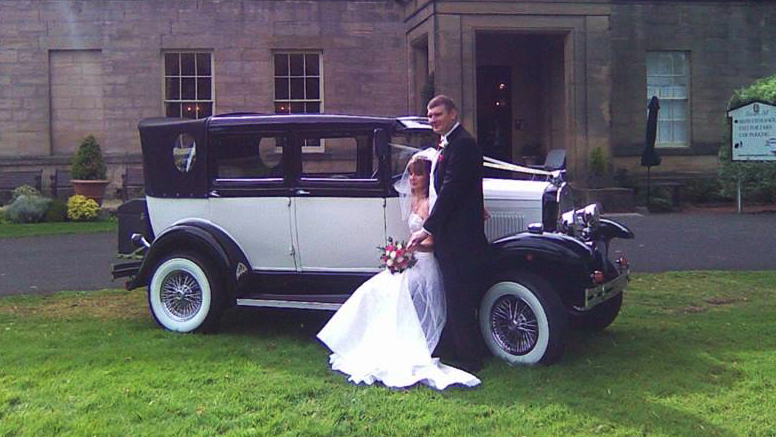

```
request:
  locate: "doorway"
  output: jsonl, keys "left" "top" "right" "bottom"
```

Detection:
{"left": 475, "top": 32, "right": 567, "bottom": 168}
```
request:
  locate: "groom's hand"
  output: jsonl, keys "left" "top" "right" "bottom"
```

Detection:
{"left": 408, "top": 229, "right": 429, "bottom": 251}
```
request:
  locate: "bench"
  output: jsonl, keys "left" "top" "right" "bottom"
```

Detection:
{"left": 117, "top": 167, "right": 145, "bottom": 201}
{"left": 50, "top": 169, "right": 75, "bottom": 200}
{"left": 0, "top": 170, "right": 43, "bottom": 205}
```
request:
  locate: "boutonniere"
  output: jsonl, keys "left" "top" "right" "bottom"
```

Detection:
{"left": 437, "top": 152, "right": 445, "bottom": 163}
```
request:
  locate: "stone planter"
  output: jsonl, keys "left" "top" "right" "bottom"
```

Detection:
{"left": 71, "top": 179, "right": 110, "bottom": 206}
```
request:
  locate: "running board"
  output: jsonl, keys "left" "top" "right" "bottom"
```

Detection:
{"left": 236, "top": 298, "right": 343, "bottom": 311}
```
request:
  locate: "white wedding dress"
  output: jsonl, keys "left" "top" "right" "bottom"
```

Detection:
{"left": 317, "top": 213, "right": 481, "bottom": 390}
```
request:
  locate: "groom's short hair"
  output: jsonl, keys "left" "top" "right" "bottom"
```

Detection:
{"left": 427, "top": 95, "right": 457, "bottom": 113}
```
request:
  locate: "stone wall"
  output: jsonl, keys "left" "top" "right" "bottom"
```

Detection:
{"left": 0, "top": 0, "right": 407, "bottom": 195}
{"left": 610, "top": 0, "right": 776, "bottom": 178}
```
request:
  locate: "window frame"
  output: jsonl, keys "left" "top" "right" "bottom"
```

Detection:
{"left": 208, "top": 130, "right": 291, "bottom": 198}
{"left": 646, "top": 50, "right": 691, "bottom": 148}
{"left": 273, "top": 50, "right": 325, "bottom": 152}
{"left": 162, "top": 50, "right": 215, "bottom": 120}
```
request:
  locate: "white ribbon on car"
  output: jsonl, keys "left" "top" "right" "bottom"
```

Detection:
{"left": 388, "top": 143, "right": 553, "bottom": 177}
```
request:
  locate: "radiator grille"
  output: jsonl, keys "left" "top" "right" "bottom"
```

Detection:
{"left": 485, "top": 212, "right": 525, "bottom": 242}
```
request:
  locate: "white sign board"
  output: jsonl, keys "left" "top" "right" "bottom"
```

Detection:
{"left": 728, "top": 102, "right": 776, "bottom": 161}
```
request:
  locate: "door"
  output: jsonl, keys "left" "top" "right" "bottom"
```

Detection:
{"left": 208, "top": 131, "right": 297, "bottom": 271}
{"left": 291, "top": 130, "right": 386, "bottom": 272}
{"left": 477, "top": 65, "right": 513, "bottom": 165}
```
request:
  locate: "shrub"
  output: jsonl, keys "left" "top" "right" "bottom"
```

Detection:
{"left": 11, "top": 184, "right": 41, "bottom": 202}
{"left": 589, "top": 147, "right": 607, "bottom": 178}
{"left": 729, "top": 73, "right": 776, "bottom": 108}
{"left": 5, "top": 195, "right": 52, "bottom": 223}
{"left": 67, "top": 195, "right": 100, "bottom": 221}
{"left": 44, "top": 198, "right": 68, "bottom": 222}
{"left": 71, "top": 135, "right": 107, "bottom": 180}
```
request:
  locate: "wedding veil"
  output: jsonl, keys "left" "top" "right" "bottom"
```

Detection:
{"left": 393, "top": 148, "right": 439, "bottom": 221}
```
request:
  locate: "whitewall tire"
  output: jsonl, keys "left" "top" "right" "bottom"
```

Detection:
{"left": 148, "top": 253, "right": 222, "bottom": 333}
{"left": 479, "top": 272, "right": 566, "bottom": 365}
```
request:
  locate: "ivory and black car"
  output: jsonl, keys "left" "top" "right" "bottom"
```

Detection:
{"left": 112, "top": 113, "right": 634, "bottom": 365}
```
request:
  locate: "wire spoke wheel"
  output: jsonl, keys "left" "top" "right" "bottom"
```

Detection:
{"left": 490, "top": 294, "right": 539, "bottom": 355}
{"left": 160, "top": 270, "right": 204, "bottom": 321}
{"left": 149, "top": 254, "right": 222, "bottom": 333}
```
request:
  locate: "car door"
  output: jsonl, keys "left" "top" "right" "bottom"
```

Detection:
{"left": 208, "top": 130, "right": 297, "bottom": 271}
{"left": 291, "top": 129, "right": 386, "bottom": 272}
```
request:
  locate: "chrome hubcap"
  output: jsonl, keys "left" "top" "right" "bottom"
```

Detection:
{"left": 490, "top": 294, "right": 538, "bottom": 355}
{"left": 160, "top": 270, "right": 203, "bottom": 321}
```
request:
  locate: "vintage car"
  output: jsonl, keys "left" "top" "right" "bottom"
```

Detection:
{"left": 112, "top": 113, "right": 633, "bottom": 365}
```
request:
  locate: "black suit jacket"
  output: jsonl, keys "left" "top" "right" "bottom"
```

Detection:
{"left": 424, "top": 125, "right": 489, "bottom": 273}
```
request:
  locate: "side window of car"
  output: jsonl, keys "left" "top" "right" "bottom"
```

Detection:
{"left": 214, "top": 134, "right": 284, "bottom": 179}
{"left": 300, "top": 132, "right": 374, "bottom": 180}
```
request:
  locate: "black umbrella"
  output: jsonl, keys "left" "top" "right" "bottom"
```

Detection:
{"left": 641, "top": 96, "right": 662, "bottom": 209}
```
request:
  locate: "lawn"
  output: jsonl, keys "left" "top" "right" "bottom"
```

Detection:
{"left": 0, "top": 219, "right": 116, "bottom": 239}
{"left": 1, "top": 272, "right": 774, "bottom": 436}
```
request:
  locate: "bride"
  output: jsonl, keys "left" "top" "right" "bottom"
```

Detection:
{"left": 317, "top": 149, "right": 481, "bottom": 390}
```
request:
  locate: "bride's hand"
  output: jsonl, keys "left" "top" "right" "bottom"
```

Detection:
{"left": 407, "top": 229, "right": 429, "bottom": 251}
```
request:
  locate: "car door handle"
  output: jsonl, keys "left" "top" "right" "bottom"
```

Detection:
{"left": 295, "top": 189, "right": 310, "bottom": 195}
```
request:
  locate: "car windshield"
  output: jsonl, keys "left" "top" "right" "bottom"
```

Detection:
{"left": 389, "top": 130, "right": 438, "bottom": 178}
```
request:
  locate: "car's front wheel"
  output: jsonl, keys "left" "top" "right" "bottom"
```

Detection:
{"left": 148, "top": 252, "right": 223, "bottom": 333}
{"left": 479, "top": 271, "right": 567, "bottom": 365}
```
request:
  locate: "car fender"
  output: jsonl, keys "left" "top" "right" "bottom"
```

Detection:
{"left": 491, "top": 232, "right": 595, "bottom": 266}
{"left": 490, "top": 232, "right": 595, "bottom": 307}
{"left": 128, "top": 221, "right": 251, "bottom": 304}
{"left": 598, "top": 218, "right": 635, "bottom": 241}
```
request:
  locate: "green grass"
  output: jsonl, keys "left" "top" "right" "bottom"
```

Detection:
{"left": 1, "top": 272, "right": 775, "bottom": 436}
{"left": 0, "top": 219, "right": 116, "bottom": 239}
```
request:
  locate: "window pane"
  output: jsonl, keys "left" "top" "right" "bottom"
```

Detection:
{"left": 198, "top": 103, "right": 212, "bottom": 118}
{"left": 290, "top": 54, "right": 304, "bottom": 76}
{"left": 305, "top": 54, "right": 319, "bottom": 76}
{"left": 290, "top": 102, "right": 304, "bottom": 113}
{"left": 181, "top": 53, "right": 195, "bottom": 76}
{"left": 166, "top": 102, "right": 181, "bottom": 117}
{"left": 306, "top": 78, "right": 320, "bottom": 99}
{"left": 165, "top": 53, "right": 179, "bottom": 76}
{"left": 259, "top": 137, "right": 283, "bottom": 168}
{"left": 302, "top": 136, "right": 357, "bottom": 176}
{"left": 197, "top": 78, "right": 211, "bottom": 100}
{"left": 305, "top": 102, "right": 320, "bottom": 114}
{"left": 165, "top": 77, "right": 180, "bottom": 100}
{"left": 290, "top": 78, "right": 304, "bottom": 99}
{"left": 182, "top": 103, "right": 197, "bottom": 119}
{"left": 275, "top": 102, "right": 290, "bottom": 114}
{"left": 274, "top": 53, "right": 288, "bottom": 76}
{"left": 196, "top": 53, "right": 211, "bottom": 75}
{"left": 274, "top": 78, "right": 289, "bottom": 100}
{"left": 181, "top": 78, "right": 196, "bottom": 100}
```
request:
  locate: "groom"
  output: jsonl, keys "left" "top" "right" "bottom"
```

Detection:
{"left": 409, "top": 95, "right": 490, "bottom": 372}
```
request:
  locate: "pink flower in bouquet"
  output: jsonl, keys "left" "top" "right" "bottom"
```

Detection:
{"left": 378, "top": 237, "right": 417, "bottom": 274}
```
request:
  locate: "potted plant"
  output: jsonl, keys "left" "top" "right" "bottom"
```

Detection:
{"left": 70, "top": 135, "right": 109, "bottom": 205}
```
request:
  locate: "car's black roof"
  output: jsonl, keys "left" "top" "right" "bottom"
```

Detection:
{"left": 138, "top": 114, "right": 430, "bottom": 131}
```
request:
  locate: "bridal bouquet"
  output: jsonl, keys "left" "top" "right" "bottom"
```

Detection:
{"left": 378, "top": 237, "right": 417, "bottom": 274}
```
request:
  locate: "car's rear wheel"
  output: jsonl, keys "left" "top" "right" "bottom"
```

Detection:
{"left": 148, "top": 252, "right": 223, "bottom": 333}
{"left": 479, "top": 271, "right": 567, "bottom": 365}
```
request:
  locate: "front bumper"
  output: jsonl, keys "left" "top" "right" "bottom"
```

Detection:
{"left": 583, "top": 270, "right": 629, "bottom": 309}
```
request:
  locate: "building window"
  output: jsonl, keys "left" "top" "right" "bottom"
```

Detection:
{"left": 273, "top": 52, "right": 322, "bottom": 115}
{"left": 164, "top": 52, "right": 213, "bottom": 119}
{"left": 647, "top": 51, "right": 689, "bottom": 146}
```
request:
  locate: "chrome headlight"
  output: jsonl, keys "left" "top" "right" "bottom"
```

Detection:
{"left": 559, "top": 203, "right": 600, "bottom": 236}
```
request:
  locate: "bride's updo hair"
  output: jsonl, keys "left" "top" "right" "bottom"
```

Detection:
{"left": 407, "top": 156, "right": 432, "bottom": 197}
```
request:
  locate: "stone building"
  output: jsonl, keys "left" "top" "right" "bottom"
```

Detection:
{"left": 1, "top": 0, "right": 775, "bottom": 195}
